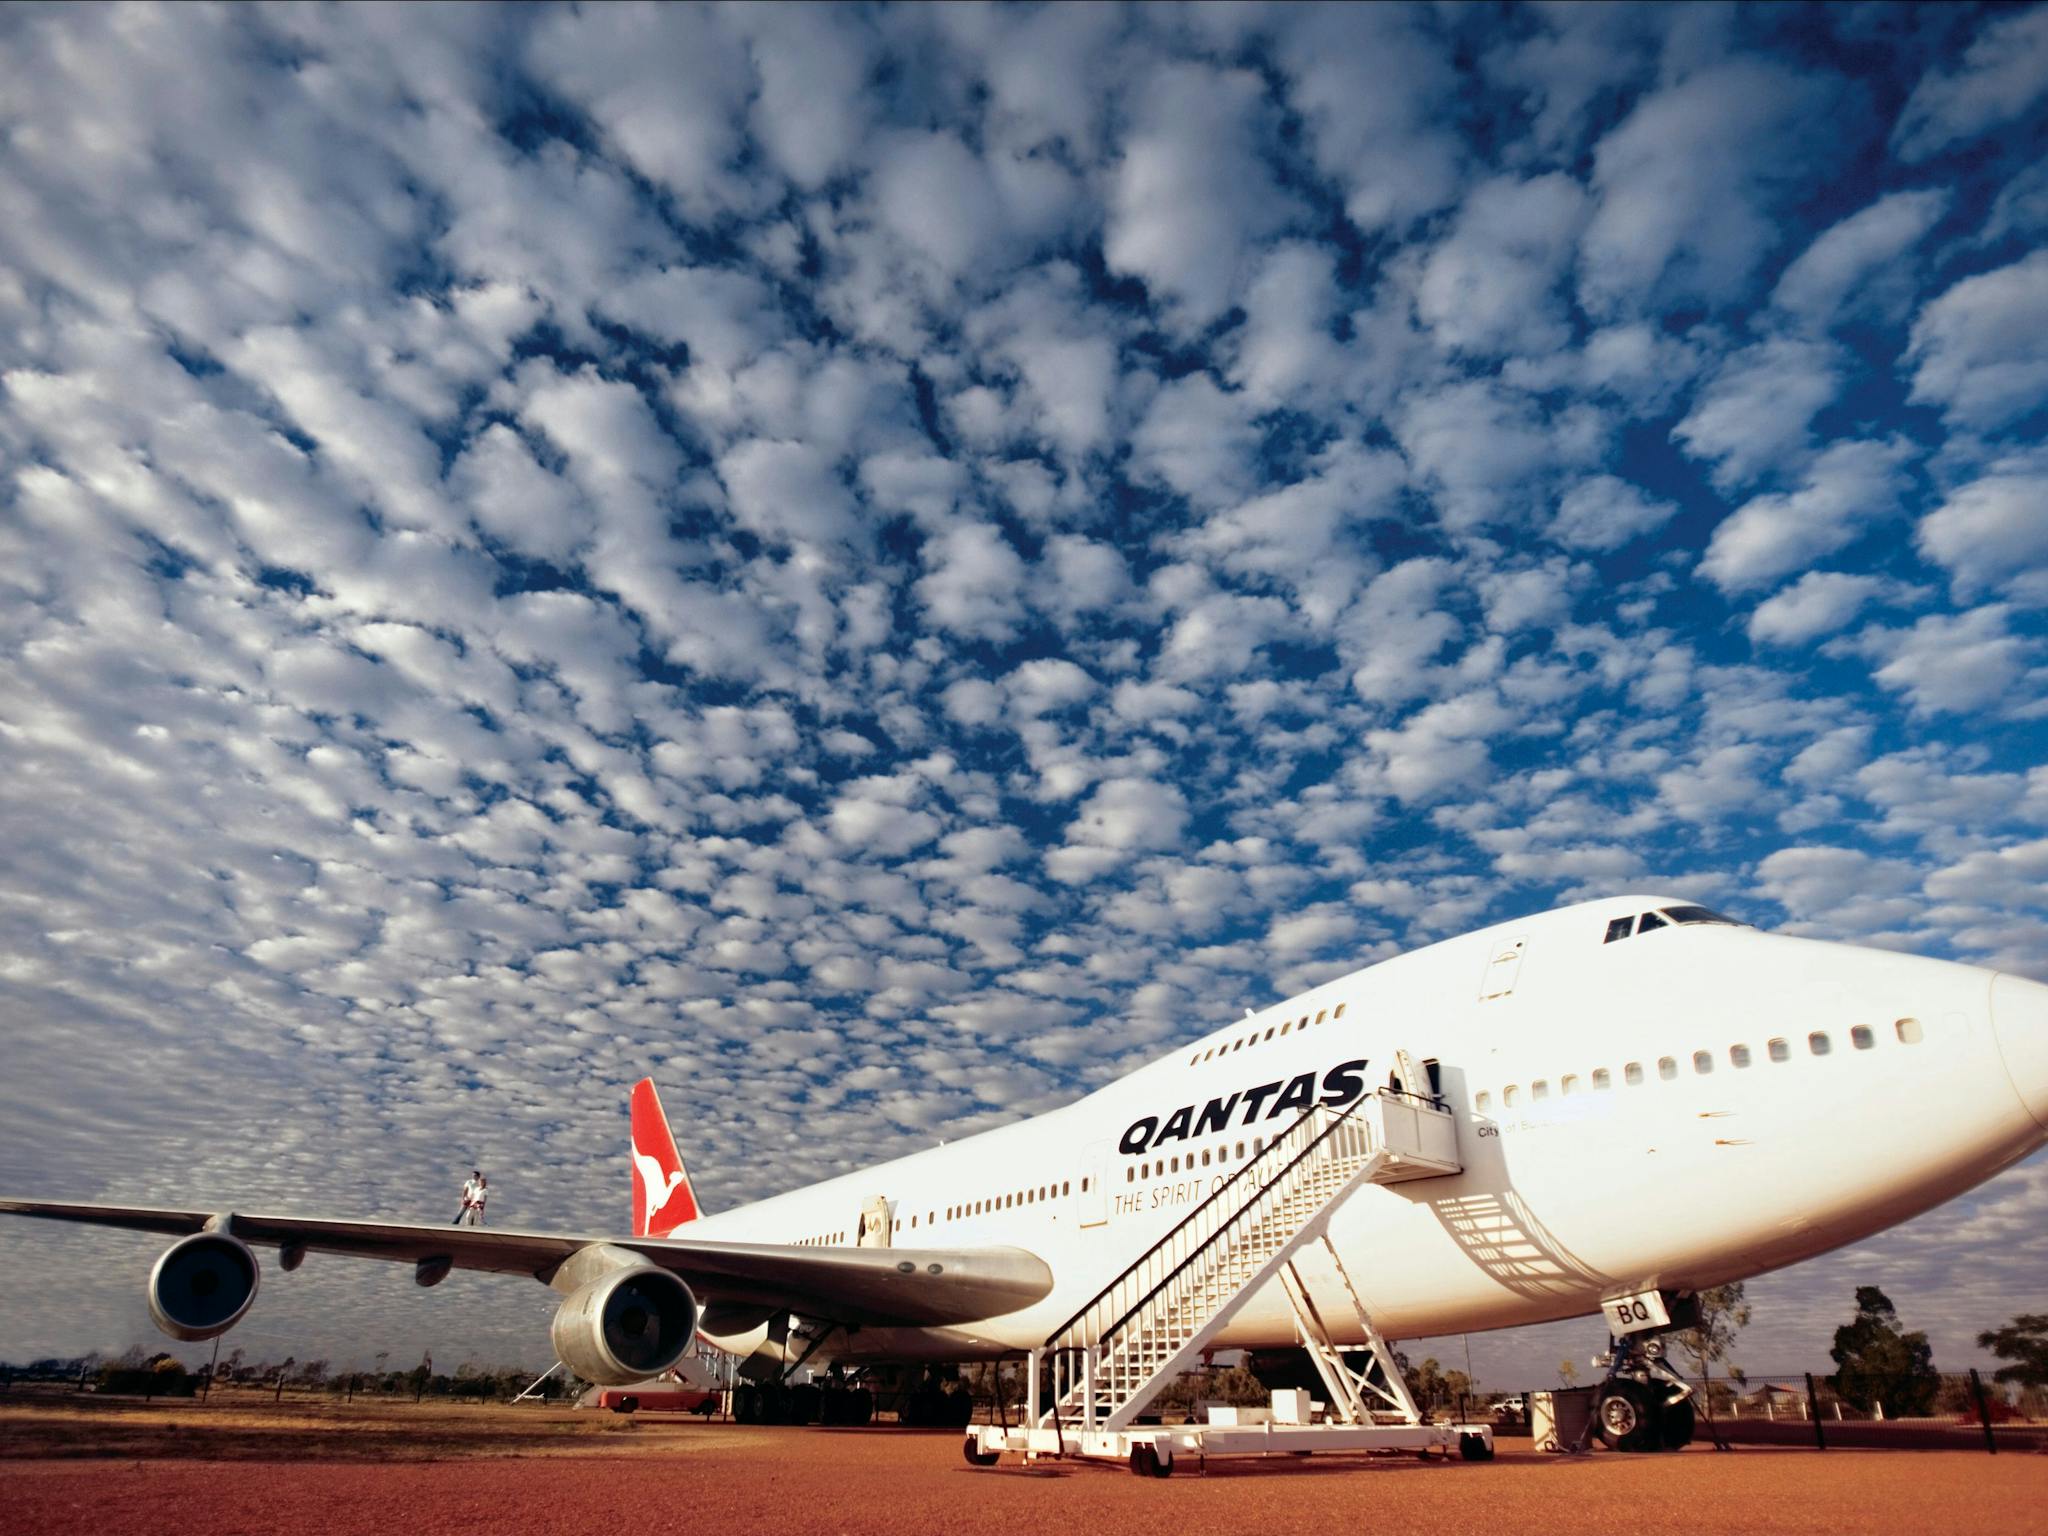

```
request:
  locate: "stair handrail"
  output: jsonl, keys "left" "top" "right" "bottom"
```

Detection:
{"left": 1043, "top": 1092, "right": 1378, "bottom": 1353}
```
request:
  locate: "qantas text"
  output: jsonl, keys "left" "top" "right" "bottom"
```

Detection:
{"left": 1119, "top": 1059, "right": 1369, "bottom": 1156}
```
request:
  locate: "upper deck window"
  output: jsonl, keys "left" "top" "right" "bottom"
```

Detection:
{"left": 1662, "top": 905, "right": 1738, "bottom": 926}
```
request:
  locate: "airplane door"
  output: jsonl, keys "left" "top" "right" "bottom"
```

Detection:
{"left": 1076, "top": 1142, "right": 1108, "bottom": 1228}
{"left": 1479, "top": 937, "right": 1525, "bottom": 1001}
{"left": 856, "top": 1195, "right": 892, "bottom": 1247}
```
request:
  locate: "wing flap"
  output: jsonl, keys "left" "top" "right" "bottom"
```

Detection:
{"left": 0, "top": 1199, "right": 1051, "bottom": 1325}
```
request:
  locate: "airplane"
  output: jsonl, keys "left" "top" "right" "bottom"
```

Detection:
{"left": 6, "top": 893, "right": 2045, "bottom": 1460}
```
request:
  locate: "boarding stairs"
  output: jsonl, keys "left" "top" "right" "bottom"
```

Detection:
{"left": 1037, "top": 1087, "right": 1461, "bottom": 1439}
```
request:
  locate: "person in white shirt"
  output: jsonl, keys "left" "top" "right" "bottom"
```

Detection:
{"left": 467, "top": 1172, "right": 487, "bottom": 1226}
{"left": 453, "top": 1171, "right": 482, "bottom": 1226}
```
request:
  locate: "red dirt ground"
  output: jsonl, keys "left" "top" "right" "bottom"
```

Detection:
{"left": 4, "top": 1425, "right": 2046, "bottom": 1536}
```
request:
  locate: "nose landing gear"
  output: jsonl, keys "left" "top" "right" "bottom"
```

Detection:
{"left": 1587, "top": 1333, "right": 1697, "bottom": 1453}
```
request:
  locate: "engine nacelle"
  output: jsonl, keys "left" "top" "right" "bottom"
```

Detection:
{"left": 549, "top": 1265, "right": 698, "bottom": 1386}
{"left": 148, "top": 1231, "right": 260, "bottom": 1342}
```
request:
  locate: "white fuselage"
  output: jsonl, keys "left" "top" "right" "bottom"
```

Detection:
{"left": 683, "top": 895, "right": 2048, "bottom": 1362}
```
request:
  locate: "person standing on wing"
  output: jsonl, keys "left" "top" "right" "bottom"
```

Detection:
{"left": 467, "top": 1172, "right": 487, "bottom": 1226}
{"left": 453, "top": 1169, "right": 481, "bottom": 1226}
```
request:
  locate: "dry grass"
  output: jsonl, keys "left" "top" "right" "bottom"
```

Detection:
{"left": 0, "top": 1391, "right": 754, "bottom": 1462}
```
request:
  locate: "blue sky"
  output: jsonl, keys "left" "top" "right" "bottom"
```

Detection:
{"left": 1, "top": 2, "right": 2044, "bottom": 1382}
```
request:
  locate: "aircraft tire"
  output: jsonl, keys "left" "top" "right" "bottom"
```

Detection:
{"left": 1595, "top": 1380, "right": 1658, "bottom": 1452}
{"left": 1660, "top": 1396, "right": 1696, "bottom": 1450}
{"left": 611, "top": 1395, "right": 638, "bottom": 1415}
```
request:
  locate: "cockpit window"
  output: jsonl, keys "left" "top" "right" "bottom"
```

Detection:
{"left": 1604, "top": 905, "right": 1744, "bottom": 944}
{"left": 1661, "top": 905, "right": 1738, "bottom": 926}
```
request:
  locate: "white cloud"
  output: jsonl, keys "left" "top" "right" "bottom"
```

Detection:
{"left": 1672, "top": 336, "right": 1844, "bottom": 492}
{"left": 915, "top": 521, "right": 1028, "bottom": 641}
{"left": 1916, "top": 451, "right": 2048, "bottom": 598}
{"left": 1747, "top": 572, "right": 1888, "bottom": 646}
{"left": 1551, "top": 475, "right": 1678, "bottom": 553}
{"left": 1893, "top": 6, "right": 2048, "bottom": 162}
{"left": 1273, "top": 6, "right": 1461, "bottom": 235}
{"left": 1103, "top": 61, "right": 1297, "bottom": 328}
{"left": 1580, "top": 59, "right": 1831, "bottom": 315}
{"left": 1865, "top": 605, "right": 2034, "bottom": 717}
{"left": 717, "top": 439, "right": 859, "bottom": 550}
{"left": 526, "top": 4, "right": 754, "bottom": 218}
{"left": 1771, "top": 189, "right": 1950, "bottom": 328}
{"left": 1128, "top": 372, "right": 1261, "bottom": 511}
{"left": 1905, "top": 251, "right": 2048, "bottom": 433}
{"left": 1698, "top": 437, "right": 1916, "bottom": 593}
{"left": 1416, "top": 173, "right": 1589, "bottom": 356}
{"left": 1397, "top": 380, "right": 1562, "bottom": 531}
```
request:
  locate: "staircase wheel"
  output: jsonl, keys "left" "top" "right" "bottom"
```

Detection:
{"left": 1128, "top": 1443, "right": 1160, "bottom": 1478}
{"left": 1459, "top": 1431, "right": 1494, "bottom": 1462}
{"left": 963, "top": 1436, "right": 1001, "bottom": 1468}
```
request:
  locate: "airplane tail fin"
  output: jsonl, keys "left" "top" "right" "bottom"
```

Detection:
{"left": 630, "top": 1078, "right": 703, "bottom": 1237}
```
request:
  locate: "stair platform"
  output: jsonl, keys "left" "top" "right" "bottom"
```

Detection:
{"left": 968, "top": 1416, "right": 1495, "bottom": 1470}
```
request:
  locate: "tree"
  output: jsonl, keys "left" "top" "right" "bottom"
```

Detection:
{"left": 1976, "top": 1314, "right": 2048, "bottom": 1389}
{"left": 1674, "top": 1283, "right": 1751, "bottom": 1379}
{"left": 1830, "top": 1286, "right": 1938, "bottom": 1418}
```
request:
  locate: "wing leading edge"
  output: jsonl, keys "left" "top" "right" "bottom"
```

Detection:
{"left": 0, "top": 1198, "right": 1052, "bottom": 1328}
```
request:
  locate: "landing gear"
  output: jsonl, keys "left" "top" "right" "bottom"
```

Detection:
{"left": 1595, "top": 1380, "right": 1657, "bottom": 1452}
{"left": 1587, "top": 1330, "right": 1697, "bottom": 1453}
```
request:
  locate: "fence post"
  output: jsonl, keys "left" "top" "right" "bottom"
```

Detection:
{"left": 1967, "top": 1369, "right": 1996, "bottom": 1455}
{"left": 1803, "top": 1373, "right": 1826, "bottom": 1451}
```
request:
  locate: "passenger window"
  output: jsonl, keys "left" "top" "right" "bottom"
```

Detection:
{"left": 1140, "top": 1163, "right": 1149, "bottom": 1179}
{"left": 1658, "top": 1057, "right": 1677, "bottom": 1080}
{"left": 1334, "top": 1004, "right": 1346, "bottom": 1019}
{"left": 1896, "top": 1018, "right": 1922, "bottom": 1044}
{"left": 1561, "top": 1075, "right": 1578, "bottom": 1096}
{"left": 1730, "top": 1044, "right": 1751, "bottom": 1068}
{"left": 1201, "top": 1149, "right": 1211, "bottom": 1167}
{"left": 1235, "top": 1141, "right": 1246, "bottom": 1158}
{"left": 1126, "top": 1169, "right": 1134, "bottom": 1184}
{"left": 1503, "top": 1085, "right": 1520, "bottom": 1107}
{"left": 1692, "top": 1050, "right": 1712, "bottom": 1074}
{"left": 1592, "top": 1069, "right": 1611, "bottom": 1090}
{"left": 1065, "top": 1181, "right": 1073, "bottom": 1195}
{"left": 1264, "top": 1027, "right": 1275, "bottom": 1041}
{"left": 1624, "top": 1062, "right": 1643, "bottom": 1085}
{"left": 1316, "top": 1009, "right": 1328, "bottom": 1023}
{"left": 1851, "top": 1026, "right": 1874, "bottom": 1050}
{"left": 1532, "top": 1079, "right": 1550, "bottom": 1101}
{"left": 1768, "top": 1038, "right": 1789, "bottom": 1062}
{"left": 1637, "top": 911, "right": 1668, "bottom": 933}
{"left": 1809, "top": 1032, "right": 1831, "bottom": 1056}
{"left": 1280, "top": 1021, "right": 1292, "bottom": 1035}
{"left": 1475, "top": 1091, "right": 1492, "bottom": 1113}
{"left": 1604, "top": 916, "right": 1634, "bottom": 944}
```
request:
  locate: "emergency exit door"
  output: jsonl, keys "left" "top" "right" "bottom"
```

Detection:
{"left": 1076, "top": 1142, "right": 1108, "bottom": 1228}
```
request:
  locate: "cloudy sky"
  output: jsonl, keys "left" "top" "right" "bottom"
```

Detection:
{"left": 2, "top": 2, "right": 2045, "bottom": 1382}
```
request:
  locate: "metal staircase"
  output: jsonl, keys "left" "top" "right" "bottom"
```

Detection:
{"left": 1037, "top": 1087, "right": 1461, "bottom": 1435}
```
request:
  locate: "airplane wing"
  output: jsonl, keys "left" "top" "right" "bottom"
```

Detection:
{"left": 0, "top": 1198, "right": 1051, "bottom": 1327}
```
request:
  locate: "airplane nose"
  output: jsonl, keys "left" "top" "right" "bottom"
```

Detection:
{"left": 1992, "top": 973, "right": 2048, "bottom": 1133}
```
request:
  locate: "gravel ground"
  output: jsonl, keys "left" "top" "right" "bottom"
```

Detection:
{"left": 4, "top": 1427, "right": 2044, "bottom": 1536}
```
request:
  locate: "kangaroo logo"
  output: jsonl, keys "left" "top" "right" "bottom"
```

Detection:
{"left": 634, "top": 1148, "right": 686, "bottom": 1212}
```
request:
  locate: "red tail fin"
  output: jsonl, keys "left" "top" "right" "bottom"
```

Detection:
{"left": 630, "top": 1078, "right": 702, "bottom": 1236}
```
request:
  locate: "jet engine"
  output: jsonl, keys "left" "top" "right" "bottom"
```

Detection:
{"left": 148, "top": 1231, "right": 260, "bottom": 1341}
{"left": 549, "top": 1264, "right": 699, "bottom": 1385}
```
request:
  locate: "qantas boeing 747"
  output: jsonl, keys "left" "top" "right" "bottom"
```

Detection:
{"left": 7, "top": 895, "right": 2046, "bottom": 1459}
